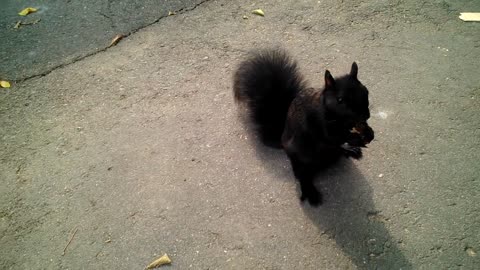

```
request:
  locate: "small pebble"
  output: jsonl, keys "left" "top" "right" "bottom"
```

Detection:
{"left": 378, "top": 174, "right": 384, "bottom": 178}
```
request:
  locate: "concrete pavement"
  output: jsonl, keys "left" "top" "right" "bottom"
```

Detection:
{"left": 0, "top": 0, "right": 205, "bottom": 81}
{"left": 1, "top": 0, "right": 479, "bottom": 269}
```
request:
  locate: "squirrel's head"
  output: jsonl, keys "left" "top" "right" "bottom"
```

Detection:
{"left": 322, "top": 62, "right": 374, "bottom": 146}
{"left": 323, "top": 62, "right": 371, "bottom": 123}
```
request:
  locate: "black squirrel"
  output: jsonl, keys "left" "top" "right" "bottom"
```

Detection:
{"left": 233, "top": 48, "right": 374, "bottom": 206}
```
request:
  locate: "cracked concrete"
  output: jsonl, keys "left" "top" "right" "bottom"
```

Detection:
{"left": 0, "top": 0, "right": 208, "bottom": 81}
{"left": 1, "top": 0, "right": 479, "bottom": 269}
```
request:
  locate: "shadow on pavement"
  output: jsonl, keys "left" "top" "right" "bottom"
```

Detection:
{"left": 243, "top": 114, "right": 413, "bottom": 269}
{"left": 303, "top": 160, "right": 413, "bottom": 270}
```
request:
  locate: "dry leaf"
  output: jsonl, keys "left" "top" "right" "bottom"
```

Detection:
{"left": 14, "top": 19, "right": 41, "bottom": 29}
{"left": 30, "top": 19, "right": 41, "bottom": 25}
{"left": 109, "top": 34, "right": 124, "bottom": 47}
{"left": 146, "top": 254, "right": 171, "bottom": 269}
{"left": 19, "top": 7, "right": 38, "bottom": 16}
{"left": 168, "top": 11, "right": 176, "bottom": 16}
{"left": 459, "top": 12, "right": 480, "bottom": 22}
{"left": 252, "top": 9, "right": 265, "bottom": 16}
{"left": 465, "top": 247, "right": 477, "bottom": 257}
{"left": 0, "top": 81, "right": 11, "bottom": 88}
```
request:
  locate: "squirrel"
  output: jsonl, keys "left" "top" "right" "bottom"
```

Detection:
{"left": 233, "top": 48, "right": 374, "bottom": 206}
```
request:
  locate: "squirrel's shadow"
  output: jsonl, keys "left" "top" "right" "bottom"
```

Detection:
{"left": 303, "top": 161, "right": 413, "bottom": 270}
{"left": 242, "top": 114, "right": 412, "bottom": 269}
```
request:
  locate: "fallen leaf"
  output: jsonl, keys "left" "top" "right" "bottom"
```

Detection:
{"left": 146, "top": 254, "right": 171, "bottom": 269}
{"left": 465, "top": 247, "right": 476, "bottom": 257}
{"left": 14, "top": 19, "right": 41, "bottom": 29}
{"left": 0, "top": 81, "right": 11, "bottom": 88}
{"left": 168, "top": 11, "right": 176, "bottom": 16}
{"left": 252, "top": 9, "right": 265, "bottom": 17}
{"left": 19, "top": 7, "right": 38, "bottom": 16}
{"left": 109, "top": 34, "right": 124, "bottom": 47}
{"left": 459, "top": 12, "right": 480, "bottom": 22}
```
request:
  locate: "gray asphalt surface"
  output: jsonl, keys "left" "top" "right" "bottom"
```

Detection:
{"left": 1, "top": 0, "right": 479, "bottom": 269}
{"left": 0, "top": 0, "right": 205, "bottom": 81}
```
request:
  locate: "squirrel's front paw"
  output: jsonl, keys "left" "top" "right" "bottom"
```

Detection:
{"left": 341, "top": 144, "right": 363, "bottom": 159}
{"left": 300, "top": 190, "right": 323, "bottom": 206}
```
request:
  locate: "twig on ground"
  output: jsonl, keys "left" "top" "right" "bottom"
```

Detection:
{"left": 62, "top": 227, "right": 78, "bottom": 256}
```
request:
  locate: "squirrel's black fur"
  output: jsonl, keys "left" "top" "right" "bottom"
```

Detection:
{"left": 233, "top": 48, "right": 374, "bottom": 206}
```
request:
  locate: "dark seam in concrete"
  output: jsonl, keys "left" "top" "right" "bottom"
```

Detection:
{"left": 12, "top": 0, "right": 212, "bottom": 84}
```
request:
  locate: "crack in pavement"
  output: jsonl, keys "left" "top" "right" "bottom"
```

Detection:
{"left": 12, "top": 0, "right": 212, "bottom": 84}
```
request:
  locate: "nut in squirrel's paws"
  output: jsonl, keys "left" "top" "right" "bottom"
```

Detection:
{"left": 348, "top": 122, "right": 374, "bottom": 147}
{"left": 350, "top": 127, "right": 361, "bottom": 134}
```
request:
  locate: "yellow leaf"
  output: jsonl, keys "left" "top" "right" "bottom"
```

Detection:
{"left": 459, "top": 12, "right": 480, "bottom": 22}
{"left": 109, "top": 34, "right": 124, "bottom": 47}
{"left": 0, "top": 81, "right": 11, "bottom": 88}
{"left": 19, "top": 7, "right": 38, "bottom": 16}
{"left": 252, "top": 9, "right": 265, "bottom": 16}
{"left": 145, "top": 254, "right": 171, "bottom": 269}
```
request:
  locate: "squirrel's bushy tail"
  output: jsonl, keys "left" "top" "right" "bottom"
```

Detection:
{"left": 233, "top": 49, "right": 306, "bottom": 147}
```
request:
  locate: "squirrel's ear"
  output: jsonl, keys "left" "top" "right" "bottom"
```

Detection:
{"left": 350, "top": 62, "right": 358, "bottom": 79}
{"left": 325, "top": 70, "right": 335, "bottom": 88}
